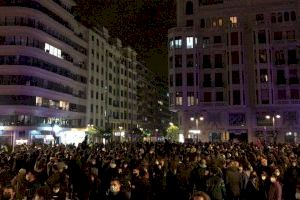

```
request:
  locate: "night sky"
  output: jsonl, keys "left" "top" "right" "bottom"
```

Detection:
{"left": 74, "top": 0, "right": 176, "bottom": 78}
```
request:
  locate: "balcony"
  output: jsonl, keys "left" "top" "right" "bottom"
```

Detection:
{"left": 0, "top": 0, "right": 74, "bottom": 31}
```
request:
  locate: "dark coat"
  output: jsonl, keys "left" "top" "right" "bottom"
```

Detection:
{"left": 225, "top": 167, "right": 242, "bottom": 198}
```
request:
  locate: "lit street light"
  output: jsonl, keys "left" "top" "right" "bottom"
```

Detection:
{"left": 265, "top": 114, "right": 281, "bottom": 143}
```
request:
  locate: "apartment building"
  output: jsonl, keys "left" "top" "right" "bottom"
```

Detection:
{"left": 87, "top": 27, "right": 138, "bottom": 137}
{"left": 169, "top": 0, "right": 300, "bottom": 143}
{"left": 0, "top": 0, "right": 88, "bottom": 145}
{"left": 136, "top": 62, "right": 171, "bottom": 136}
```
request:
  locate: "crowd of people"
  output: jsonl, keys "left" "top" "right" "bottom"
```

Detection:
{"left": 0, "top": 139, "right": 299, "bottom": 200}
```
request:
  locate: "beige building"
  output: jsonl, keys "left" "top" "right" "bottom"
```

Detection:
{"left": 87, "top": 27, "right": 138, "bottom": 136}
{"left": 169, "top": 0, "right": 300, "bottom": 143}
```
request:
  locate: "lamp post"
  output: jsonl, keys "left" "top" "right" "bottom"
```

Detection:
{"left": 190, "top": 116, "right": 204, "bottom": 142}
{"left": 265, "top": 114, "right": 281, "bottom": 143}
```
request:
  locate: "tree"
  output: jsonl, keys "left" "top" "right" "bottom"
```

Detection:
{"left": 166, "top": 125, "right": 180, "bottom": 142}
{"left": 86, "top": 126, "right": 106, "bottom": 143}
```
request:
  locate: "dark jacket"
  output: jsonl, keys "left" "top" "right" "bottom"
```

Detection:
{"left": 225, "top": 167, "right": 242, "bottom": 198}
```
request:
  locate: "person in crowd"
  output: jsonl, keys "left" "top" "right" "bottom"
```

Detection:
{"left": 225, "top": 161, "right": 243, "bottom": 200}
{"left": 192, "top": 191, "right": 211, "bottom": 200}
{"left": 106, "top": 179, "right": 129, "bottom": 200}
{"left": 267, "top": 174, "right": 282, "bottom": 200}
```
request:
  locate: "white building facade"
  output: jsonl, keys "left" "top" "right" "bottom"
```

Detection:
{"left": 169, "top": 0, "right": 300, "bottom": 143}
{"left": 0, "top": 0, "right": 88, "bottom": 145}
{"left": 87, "top": 27, "right": 138, "bottom": 137}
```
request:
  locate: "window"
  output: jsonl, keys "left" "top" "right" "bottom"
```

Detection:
{"left": 218, "top": 18, "right": 223, "bottom": 26}
{"left": 203, "top": 74, "right": 211, "bottom": 87}
{"left": 216, "top": 92, "right": 223, "bottom": 102}
{"left": 277, "top": 70, "right": 286, "bottom": 84}
{"left": 232, "top": 71, "right": 240, "bottom": 84}
{"left": 260, "top": 69, "right": 268, "bottom": 83}
{"left": 90, "top": 104, "right": 93, "bottom": 112}
{"left": 90, "top": 90, "right": 94, "bottom": 98}
{"left": 169, "top": 56, "right": 173, "bottom": 68}
{"left": 231, "top": 51, "right": 239, "bottom": 64}
{"left": 274, "top": 31, "right": 283, "bottom": 40}
{"left": 271, "top": 13, "right": 276, "bottom": 23}
{"left": 215, "top": 54, "right": 223, "bottom": 68}
{"left": 291, "top": 11, "right": 296, "bottom": 21}
{"left": 214, "top": 36, "right": 222, "bottom": 44}
{"left": 286, "top": 30, "right": 295, "bottom": 40}
{"left": 186, "top": 37, "right": 194, "bottom": 49}
{"left": 175, "top": 55, "right": 182, "bottom": 68}
{"left": 169, "top": 75, "right": 173, "bottom": 87}
{"left": 230, "top": 16, "right": 238, "bottom": 25}
{"left": 203, "top": 37, "right": 210, "bottom": 45}
{"left": 186, "top": 20, "right": 194, "bottom": 27}
{"left": 203, "top": 55, "right": 211, "bottom": 68}
{"left": 259, "top": 49, "right": 268, "bottom": 63}
{"left": 186, "top": 54, "right": 194, "bottom": 68}
{"left": 289, "top": 69, "right": 299, "bottom": 84}
{"left": 256, "top": 14, "right": 264, "bottom": 23}
{"left": 45, "top": 43, "right": 62, "bottom": 58}
{"left": 200, "top": 19, "right": 205, "bottom": 28}
{"left": 175, "top": 73, "right": 182, "bottom": 86}
{"left": 291, "top": 89, "right": 299, "bottom": 99}
{"left": 233, "top": 90, "right": 241, "bottom": 105}
{"left": 174, "top": 37, "right": 182, "bottom": 48}
{"left": 288, "top": 49, "right": 297, "bottom": 64}
{"left": 187, "top": 92, "right": 194, "bottom": 106}
{"left": 278, "top": 12, "right": 283, "bottom": 22}
{"left": 229, "top": 113, "right": 246, "bottom": 126}
{"left": 261, "top": 89, "right": 269, "bottom": 104}
{"left": 215, "top": 73, "right": 223, "bottom": 87}
{"left": 231, "top": 32, "right": 239, "bottom": 45}
{"left": 212, "top": 19, "right": 217, "bottom": 27}
{"left": 186, "top": 1, "right": 193, "bottom": 15}
{"left": 258, "top": 30, "right": 266, "bottom": 43}
{"left": 169, "top": 39, "right": 174, "bottom": 49}
{"left": 204, "top": 92, "right": 212, "bottom": 102}
{"left": 176, "top": 92, "right": 183, "bottom": 105}
{"left": 275, "top": 50, "right": 285, "bottom": 65}
{"left": 278, "top": 89, "right": 286, "bottom": 100}
{"left": 284, "top": 12, "right": 290, "bottom": 21}
{"left": 187, "top": 73, "right": 194, "bottom": 86}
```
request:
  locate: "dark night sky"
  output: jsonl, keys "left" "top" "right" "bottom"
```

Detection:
{"left": 74, "top": 0, "right": 176, "bottom": 78}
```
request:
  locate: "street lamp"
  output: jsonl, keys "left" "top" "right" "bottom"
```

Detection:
{"left": 190, "top": 116, "right": 205, "bottom": 142}
{"left": 169, "top": 122, "right": 174, "bottom": 126}
{"left": 265, "top": 114, "right": 281, "bottom": 143}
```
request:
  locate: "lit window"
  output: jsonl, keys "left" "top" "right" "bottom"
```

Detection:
{"left": 230, "top": 16, "right": 238, "bottom": 25}
{"left": 176, "top": 92, "right": 183, "bottom": 105}
{"left": 174, "top": 37, "right": 182, "bottom": 48}
{"left": 186, "top": 37, "right": 194, "bottom": 49}
{"left": 187, "top": 92, "right": 194, "bottom": 106}
{"left": 218, "top": 18, "right": 223, "bottom": 26}
{"left": 212, "top": 20, "right": 217, "bottom": 27}
{"left": 169, "top": 39, "right": 174, "bottom": 49}
{"left": 45, "top": 43, "right": 62, "bottom": 58}
{"left": 36, "top": 97, "right": 42, "bottom": 106}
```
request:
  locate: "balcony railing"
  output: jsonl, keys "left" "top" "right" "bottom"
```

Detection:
{"left": 0, "top": 16, "right": 87, "bottom": 55}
